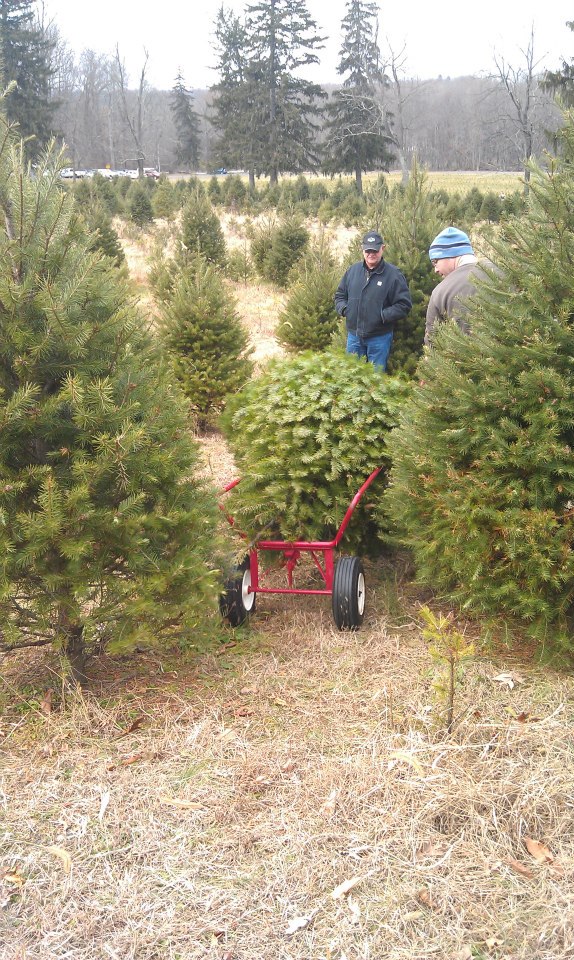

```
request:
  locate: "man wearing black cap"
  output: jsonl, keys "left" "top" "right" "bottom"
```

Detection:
{"left": 334, "top": 230, "right": 412, "bottom": 370}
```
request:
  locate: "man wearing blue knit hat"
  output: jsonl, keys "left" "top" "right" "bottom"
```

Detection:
{"left": 425, "top": 226, "right": 487, "bottom": 344}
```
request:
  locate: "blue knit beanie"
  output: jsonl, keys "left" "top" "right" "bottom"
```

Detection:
{"left": 429, "top": 226, "right": 473, "bottom": 261}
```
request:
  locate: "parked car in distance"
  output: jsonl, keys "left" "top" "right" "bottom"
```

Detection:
{"left": 213, "top": 167, "right": 227, "bottom": 175}
{"left": 143, "top": 167, "right": 161, "bottom": 179}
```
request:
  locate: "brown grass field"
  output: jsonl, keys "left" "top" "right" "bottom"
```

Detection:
{"left": 2, "top": 193, "right": 573, "bottom": 960}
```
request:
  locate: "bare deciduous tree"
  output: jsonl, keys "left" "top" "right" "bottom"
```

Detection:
{"left": 492, "top": 27, "right": 541, "bottom": 192}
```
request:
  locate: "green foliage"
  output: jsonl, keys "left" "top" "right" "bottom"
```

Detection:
{"left": 88, "top": 208, "right": 125, "bottom": 267}
{"left": 479, "top": 191, "right": 502, "bottom": 223}
{"left": 157, "top": 253, "right": 254, "bottom": 426}
{"left": 252, "top": 217, "right": 309, "bottom": 286}
{"left": 0, "top": 0, "right": 56, "bottom": 156}
{"left": 322, "top": 0, "right": 393, "bottom": 193}
{"left": 152, "top": 179, "right": 179, "bottom": 220}
{"left": 128, "top": 185, "right": 154, "bottom": 227}
{"left": 181, "top": 187, "right": 226, "bottom": 266}
{"left": 220, "top": 174, "right": 249, "bottom": 210}
{"left": 542, "top": 21, "right": 574, "bottom": 107}
{"left": 0, "top": 128, "right": 223, "bottom": 677}
{"left": 379, "top": 160, "right": 444, "bottom": 375}
{"left": 420, "top": 606, "right": 474, "bottom": 735}
{"left": 170, "top": 73, "right": 201, "bottom": 169}
{"left": 220, "top": 351, "right": 411, "bottom": 551}
{"left": 276, "top": 237, "right": 340, "bottom": 350}
{"left": 385, "top": 112, "right": 574, "bottom": 648}
{"left": 225, "top": 245, "right": 254, "bottom": 283}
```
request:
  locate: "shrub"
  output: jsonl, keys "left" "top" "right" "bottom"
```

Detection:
{"left": 385, "top": 114, "right": 574, "bottom": 648}
{"left": 220, "top": 351, "right": 411, "bottom": 552}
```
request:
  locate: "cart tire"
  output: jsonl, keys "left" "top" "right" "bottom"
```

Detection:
{"left": 332, "top": 556, "right": 365, "bottom": 630}
{"left": 219, "top": 556, "right": 256, "bottom": 627}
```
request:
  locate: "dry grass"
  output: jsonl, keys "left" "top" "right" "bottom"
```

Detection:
{"left": 4, "top": 211, "right": 570, "bottom": 959}
{"left": 2, "top": 589, "right": 573, "bottom": 960}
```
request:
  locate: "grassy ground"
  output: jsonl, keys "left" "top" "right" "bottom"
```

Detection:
{"left": 2, "top": 203, "right": 572, "bottom": 960}
{"left": 2, "top": 573, "right": 573, "bottom": 960}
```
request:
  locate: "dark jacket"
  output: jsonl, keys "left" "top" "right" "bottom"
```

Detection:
{"left": 335, "top": 259, "right": 412, "bottom": 339}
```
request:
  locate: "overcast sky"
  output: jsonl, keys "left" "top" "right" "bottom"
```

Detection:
{"left": 45, "top": 0, "right": 573, "bottom": 90}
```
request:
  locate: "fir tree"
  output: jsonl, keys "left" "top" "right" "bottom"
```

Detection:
{"left": 276, "top": 238, "right": 339, "bottom": 350}
{"left": 181, "top": 186, "right": 226, "bottom": 266}
{"left": 170, "top": 72, "right": 201, "bottom": 170}
{"left": 128, "top": 184, "right": 154, "bottom": 227}
{"left": 323, "top": 0, "right": 394, "bottom": 195}
{"left": 0, "top": 0, "right": 57, "bottom": 156}
{"left": 243, "top": 0, "right": 326, "bottom": 184}
{"left": 0, "top": 123, "right": 223, "bottom": 681}
{"left": 220, "top": 351, "right": 411, "bottom": 552}
{"left": 157, "top": 253, "right": 254, "bottom": 427}
{"left": 210, "top": 6, "right": 261, "bottom": 189}
{"left": 385, "top": 113, "right": 574, "bottom": 648}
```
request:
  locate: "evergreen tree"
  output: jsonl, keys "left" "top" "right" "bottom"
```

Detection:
{"left": 0, "top": 0, "right": 56, "bottom": 156}
{"left": 385, "top": 113, "right": 574, "bottom": 648}
{"left": 542, "top": 20, "right": 574, "bottom": 107}
{"left": 170, "top": 72, "right": 201, "bottom": 170}
{"left": 88, "top": 206, "right": 125, "bottom": 268}
{"left": 128, "top": 184, "right": 154, "bottom": 227}
{"left": 210, "top": 6, "right": 261, "bottom": 189}
{"left": 276, "top": 259, "right": 340, "bottom": 351}
{"left": 323, "top": 0, "right": 394, "bottom": 195}
{"left": 181, "top": 186, "right": 226, "bottom": 266}
{"left": 0, "top": 123, "right": 222, "bottom": 681}
{"left": 158, "top": 253, "right": 254, "bottom": 427}
{"left": 377, "top": 160, "right": 444, "bottom": 375}
{"left": 251, "top": 216, "right": 309, "bottom": 286}
{"left": 220, "top": 351, "right": 411, "bottom": 552}
{"left": 243, "top": 0, "right": 326, "bottom": 184}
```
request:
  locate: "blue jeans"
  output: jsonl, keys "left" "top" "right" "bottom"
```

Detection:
{"left": 346, "top": 331, "right": 393, "bottom": 370}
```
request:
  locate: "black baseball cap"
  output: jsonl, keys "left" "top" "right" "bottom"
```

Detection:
{"left": 361, "top": 230, "right": 384, "bottom": 251}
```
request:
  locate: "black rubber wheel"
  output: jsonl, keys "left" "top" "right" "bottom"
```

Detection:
{"left": 219, "top": 556, "right": 256, "bottom": 627}
{"left": 332, "top": 556, "right": 366, "bottom": 630}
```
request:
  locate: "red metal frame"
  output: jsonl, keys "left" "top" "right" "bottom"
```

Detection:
{"left": 220, "top": 467, "right": 382, "bottom": 597}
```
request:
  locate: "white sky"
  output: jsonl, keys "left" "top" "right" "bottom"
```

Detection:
{"left": 44, "top": 0, "right": 573, "bottom": 90}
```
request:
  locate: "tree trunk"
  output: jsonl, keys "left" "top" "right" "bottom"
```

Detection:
{"left": 59, "top": 610, "right": 89, "bottom": 687}
{"left": 354, "top": 166, "right": 363, "bottom": 196}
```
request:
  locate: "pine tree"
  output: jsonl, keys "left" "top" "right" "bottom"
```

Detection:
{"left": 323, "top": 0, "right": 394, "bottom": 195}
{"left": 377, "top": 160, "right": 444, "bottom": 375}
{"left": 0, "top": 122, "right": 223, "bottom": 681}
{"left": 0, "top": 0, "right": 56, "bottom": 156}
{"left": 385, "top": 113, "right": 574, "bottom": 648}
{"left": 157, "top": 253, "right": 254, "bottom": 428}
{"left": 170, "top": 72, "right": 201, "bottom": 170}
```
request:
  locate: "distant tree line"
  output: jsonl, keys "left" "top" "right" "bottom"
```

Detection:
{"left": 0, "top": 0, "right": 570, "bottom": 185}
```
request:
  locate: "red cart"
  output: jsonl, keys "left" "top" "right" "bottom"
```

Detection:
{"left": 219, "top": 466, "right": 382, "bottom": 631}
